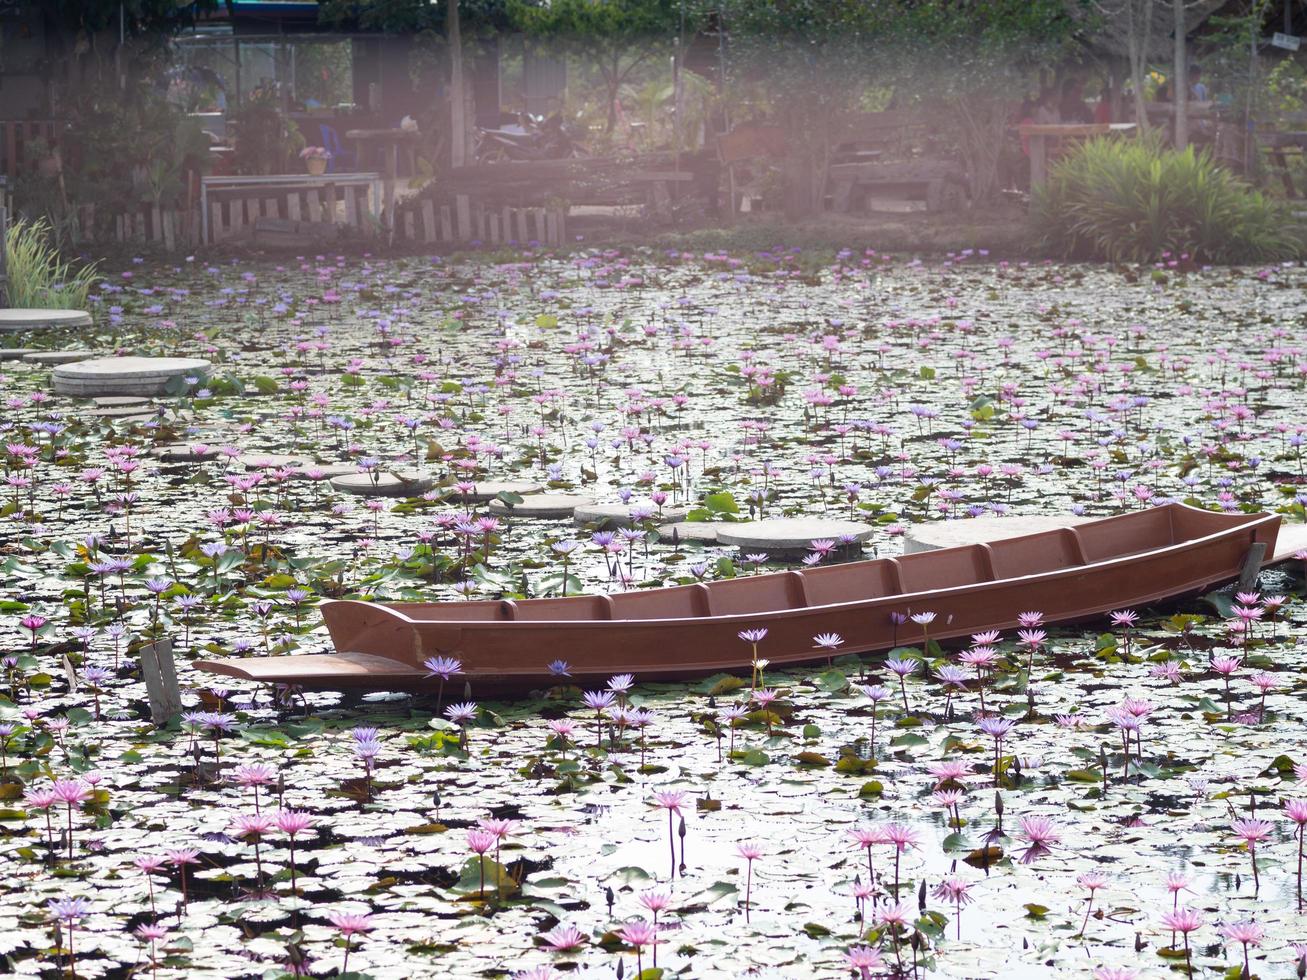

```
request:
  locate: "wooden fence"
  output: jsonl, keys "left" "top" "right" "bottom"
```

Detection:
{"left": 0, "top": 120, "right": 62, "bottom": 180}
{"left": 393, "top": 196, "right": 567, "bottom": 246}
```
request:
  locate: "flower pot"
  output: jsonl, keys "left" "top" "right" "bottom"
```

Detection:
{"left": 306, "top": 157, "right": 327, "bottom": 176}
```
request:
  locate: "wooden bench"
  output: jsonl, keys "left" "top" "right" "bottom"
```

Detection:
{"left": 200, "top": 173, "right": 382, "bottom": 244}
{"left": 1015, "top": 123, "right": 1136, "bottom": 189}
{"left": 826, "top": 110, "right": 969, "bottom": 213}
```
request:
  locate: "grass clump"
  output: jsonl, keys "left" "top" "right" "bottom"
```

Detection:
{"left": 4, "top": 217, "right": 99, "bottom": 309}
{"left": 1034, "top": 135, "right": 1301, "bottom": 264}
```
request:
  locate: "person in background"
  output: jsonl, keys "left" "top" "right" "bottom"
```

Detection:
{"left": 1093, "top": 77, "right": 1114, "bottom": 124}
{"left": 1058, "top": 77, "right": 1094, "bottom": 123}
{"left": 1189, "top": 64, "right": 1209, "bottom": 102}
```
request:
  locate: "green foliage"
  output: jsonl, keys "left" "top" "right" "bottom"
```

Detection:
{"left": 231, "top": 90, "right": 306, "bottom": 176}
{"left": 3, "top": 219, "right": 99, "bottom": 310}
{"left": 1034, "top": 136, "right": 1302, "bottom": 264}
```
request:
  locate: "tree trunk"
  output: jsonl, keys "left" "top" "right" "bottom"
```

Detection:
{"left": 1124, "top": 0, "right": 1154, "bottom": 131}
{"left": 1173, "top": 0, "right": 1188, "bottom": 148}
{"left": 448, "top": 0, "right": 467, "bottom": 167}
{"left": 781, "top": 99, "right": 820, "bottom": 219}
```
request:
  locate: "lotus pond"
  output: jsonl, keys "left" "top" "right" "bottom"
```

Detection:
{"left": 2, "top": 246, "right": 1307, "bottom": 980}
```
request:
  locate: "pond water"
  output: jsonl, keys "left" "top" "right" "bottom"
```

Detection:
{"left": 0, "top": 246, "right": 1306, "bottom": 979}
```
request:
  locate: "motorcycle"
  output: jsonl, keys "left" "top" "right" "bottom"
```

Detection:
{"left": 475, "top": 113, "right": 587, "bottom": 164}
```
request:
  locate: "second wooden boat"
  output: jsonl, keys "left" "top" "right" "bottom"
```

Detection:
{"left": 196, "top": 504, "right": 1301, "bottom": 694}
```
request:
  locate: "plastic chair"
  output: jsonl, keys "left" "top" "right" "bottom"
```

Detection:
{"left": 319, "top": 124, "right": 355, "bottom": 173}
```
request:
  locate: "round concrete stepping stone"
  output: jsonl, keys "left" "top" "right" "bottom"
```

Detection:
{"left": 152, "top": 443, "right": 221, "bottom": 462}
{"left": 717, "top": 518, "right": 875, "bottom": 551}
{"left": 1271, "top": 523, "right": 1307, "bottom": 564}
{"left": 903, "top": 514, "right": 1091, "bottom": 555}
{"left": 447, "top": 480, "right": 544, "bottom": 503}
{"left": 656, "top": 522, "right": 719, "bottom": 544}
{"left": 329, "top": 472, "right": 436, "bottom": 497}
{"left": 240, "top": 453, "right": 310, "bottom": 471}
{"left": 0, "top": 348, "right": 39, "bottom": 361}
{"left": 52, "top": 356, "right": 210, "bottom": 397}
{"left": 86, "top": 404, "right": 165, "bottom": 419}
{"left": 93, "top": 396, "right": 151, "bottom": 408}
{"left": 293, "top": 463, "right": 361, "bottom": 480}
{"left": 22, "top": 350, "right": 99, "bottom": 366}
{"left": 488, "top": 493, "right": 596, "bottom": 519}
{"left": 573, "top": 502, "right": 691, "bottom": 528}
{"left": 0, "top": 309, "right": 92, "bottom": 333}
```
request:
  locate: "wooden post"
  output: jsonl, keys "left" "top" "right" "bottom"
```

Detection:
{"left": 0, "top": 202, "right": 7, "bottom": 306}
{"left": 422, "top": 199, "right": 436, "bottom": 243}
{"left": 1173, "top": 0, "right": 1187, "bottom": 149}
{"left": 448, "top": 0, "right": 467, "bottom": 169}
{"left": 139, "top": 639, "right": 182, "bottom": 725}
{"left": 1029, "top": 134, "right": 1048, "bottom": 190}
{"left": 455, "top": 194, "right": 472, "bottom": 240}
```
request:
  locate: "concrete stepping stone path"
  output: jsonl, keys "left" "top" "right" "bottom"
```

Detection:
{"left": 573, "top": 502, "right": 691, "bottom": 528}
{"left": 488, "top": 493, "right": 596, "bottom": 519}
{"left": 22, "top": 350, "right": 99, "bottom": 366}
{"left": 716, "top": 518, "right": 874, "bottom": 552}
{"left": 329, "top": 472, "right": 436, "bottom": 497}
{"left": 0, "top": 309, "right": 92, "bottom": 333}
{"left": 52, "top": 356, "right": 210, "bottom": 397}
{"left": 903, "top": 515, "right": 1091, "bottom": 554}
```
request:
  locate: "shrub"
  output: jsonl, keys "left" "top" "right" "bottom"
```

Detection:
{"left": 1033, "top": 136, "right": 1302, "bottom": 264}
{"left": 3, "top": 218, "right": 99, "bottom": 309}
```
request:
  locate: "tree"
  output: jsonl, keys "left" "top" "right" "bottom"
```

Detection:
{"left": 702, "top": 0, "right": 896, "bottom": 217}
{"left": 887, "top": 0, "right": 1082, "bottom": 204}
{"left": 509, "top": 0, "right": 683, "bottom": 135}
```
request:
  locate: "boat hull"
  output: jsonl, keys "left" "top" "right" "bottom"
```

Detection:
{"left": 194, "top": 504, "right": 1284, "bottom": 696}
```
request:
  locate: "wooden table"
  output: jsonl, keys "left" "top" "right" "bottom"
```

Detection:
{"left": 200, "top": 172, "right": 382, "bottom": 244}
{"left": 1016, "top": 123, "right": 1137, "bottom": 189}
{"left": 1261, "top": 131, "right": 1307, "bottom": 197}
{"left": 345, "top": 128, "right": 421, "bottom": 237}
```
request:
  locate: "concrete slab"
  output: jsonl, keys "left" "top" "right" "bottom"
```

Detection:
{"left": 716, "top": 518, "right": 874, "bottom": 551}
{"left": 489, "top": 493, "right": 597, "bottom": 519}
{"left": 903, "top": 515, "right": 1091, "bottom": 555}
{"left": 0, "top": 309, "right": 92, "bottom": 333}
{"left": 329, "top": 472, "right": 436, "bottom": 497}
{"left": 574, "top": 502, "right": 690, "bottom": 528}
{"left": 52, "top": 356, "right": 210, "bottom": 397}
{"left": 656, "top": 522, "right": 719, "bottom": 544}
{"left": 447, "top": 480, "right": 544, "bottom": 503}
{"left": 239, "top": 453, "right": 311, "bottom": 471}
{"left": 22, "top": 350, "right": 99, "bottom": 365}
{"left": 1270, "top": 522, "right": 1307, "bottom": 565}
{"left": 152, "top": 443, "right": 221, "bottom": 463}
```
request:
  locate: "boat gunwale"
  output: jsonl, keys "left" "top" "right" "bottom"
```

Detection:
{"left": 341, "top": 505, "right": 1278, "bottom": 631}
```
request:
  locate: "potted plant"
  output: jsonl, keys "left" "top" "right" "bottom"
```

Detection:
{"left": 300, "top": 146, "right": 332, "bottom": 175}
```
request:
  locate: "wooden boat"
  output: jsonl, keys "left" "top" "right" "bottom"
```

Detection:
{"left": 195, "top": 504, "right": 1305, "bottom": 694}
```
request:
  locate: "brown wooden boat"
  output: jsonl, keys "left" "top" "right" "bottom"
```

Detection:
{"left": 195, "top": 504, "right": 1304, "bottom": 694}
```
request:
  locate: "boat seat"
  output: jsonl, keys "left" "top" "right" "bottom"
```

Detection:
{"left": 986, "top": 529, "right": 1084, "bottom": 579}
{"left": 610, "top": 584, "right": 705, "bottom": 620}
{"left": 508, "top": 595, "right": 611, "bottom": 621}
{"left": 799, "top": 560, "right": 898, "bottom": 607}
{"left": 705, "top": 573, "right": 804, "bottom": 616}
{"left": 1077, "top": 509, "right": 1173, "bottom": 563}
{"left": 896, "top": 545, "right": 991, "bottom": 593}
{"left": 387, "top": 600, "right": 506, "bottom": 621}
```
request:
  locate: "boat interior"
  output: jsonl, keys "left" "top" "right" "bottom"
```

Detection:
{"left": 377, "top": 506, "right": 1267, "bottom": 625}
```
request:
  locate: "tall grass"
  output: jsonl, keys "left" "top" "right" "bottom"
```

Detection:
{"left": 3, "top": 218, "right": 99, "bottom": 309}
{"left": 1033, "top": 136, "right": 1302, "bottom": 264}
